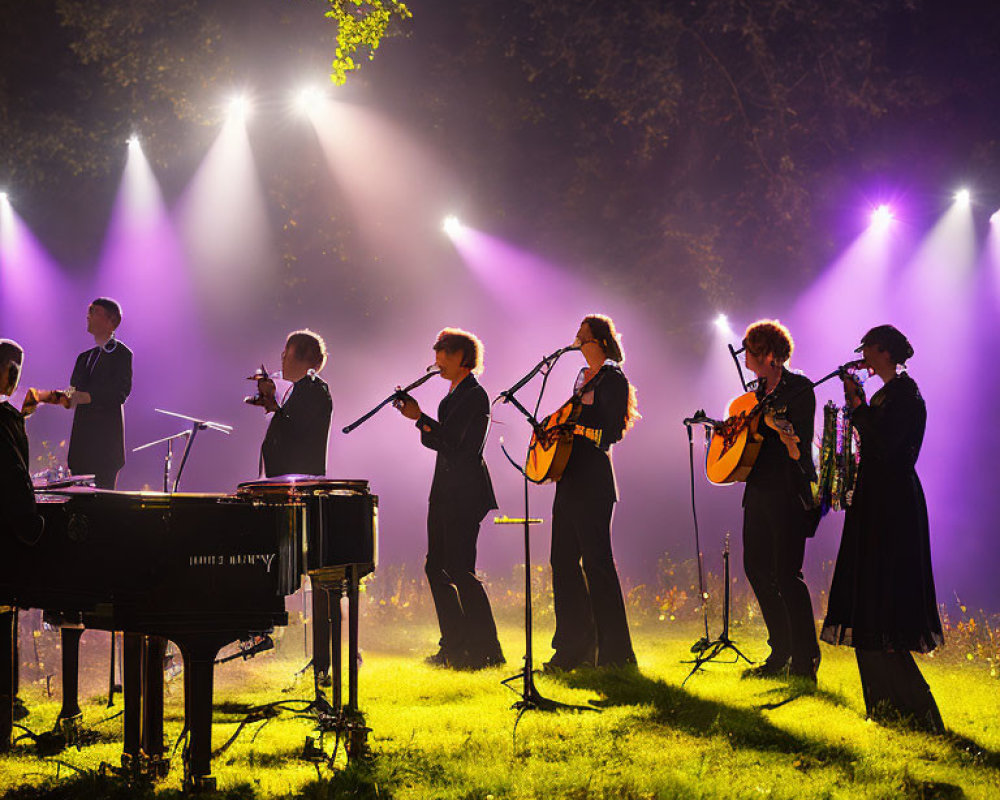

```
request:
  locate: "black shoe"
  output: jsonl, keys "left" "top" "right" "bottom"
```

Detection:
{"left": 788, "top": 655, "right": 820, "bottom": 684}
{"left": 542, "top": 653, "right": 593, "bottom": 674}
{"left": 460, "top": 650, "right": 506, "bottom": 670}
{"left": 424, "top": 649, "right": 460, "bottom": 668}
{"left": 597, "top": 655, "right": 638, "bottom": 672}
{"left": 741, "top": 657, "right": 790, "bottom": 680}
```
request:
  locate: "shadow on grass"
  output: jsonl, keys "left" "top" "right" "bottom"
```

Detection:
{"left": 556, "top": 668, "right": 859, "bottom": 767}
{"left": 0, "top": 759, "right": 390, "bottom": 799}
{"left": 752, "top": 682, "right": 852, "bottom": 711}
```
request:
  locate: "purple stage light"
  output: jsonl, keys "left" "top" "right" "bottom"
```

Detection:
{"left": 991, "top": 209, "right": 1000, "bottom": 225}
{"left": 953, "top": 187, "right": 971, "bottom": 207}
{"left": 869, "top": 204, "right": 894, "bottom": 229}
{"left": 442, "top": 215, "right": 463, "bottom": 238}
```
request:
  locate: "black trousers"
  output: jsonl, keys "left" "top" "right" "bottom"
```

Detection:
{"left": 742, "top": 487, "right": 819, "bottom": 669}
{"left": 425, "top": 503, "right": 502, "bottom": 658}
{"left": 855, "top": 649, "right": 944, "bottom": 732}
{"left": 550, "top": 486, "right": 634, "bottom": 667}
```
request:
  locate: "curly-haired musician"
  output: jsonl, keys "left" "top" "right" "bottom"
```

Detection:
{"left": 740, "top": 319, "right": 821, "bottom": 682}
{"left": 395, "top": 328, "right": 504, "bottom": 670}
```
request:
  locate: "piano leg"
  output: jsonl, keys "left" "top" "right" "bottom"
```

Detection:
{"left": 312, "top": 586, "right": 331, "bottom": 685}
{"left": 122, "top": 632, "right": 144, "bottom": 766}
{"left": 179, "top": 638, "right": 221, "bottom": 791}
{"left": 58, "top": 627, "right": 84, "bottom": 723}
{"left": 143, "top": 636, "right": 167, "bottom": 775}
{"left": 0, "top": 609, "right": 15, "bottom": 751}
{"left": 348, "top": 567, "right": 360, "bottom": 713}
{"left": 331, "top": 581, "right": 343, "bottom": 712}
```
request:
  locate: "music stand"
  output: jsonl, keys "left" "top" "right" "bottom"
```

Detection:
{"left": 133, "top": 409, "right": 233, "bottom": 493}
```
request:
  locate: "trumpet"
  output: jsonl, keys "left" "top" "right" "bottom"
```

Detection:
{"left": 837, "top": 359, "right": 871, "bottom": 380}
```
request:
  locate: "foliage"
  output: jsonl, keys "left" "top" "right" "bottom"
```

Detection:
{"left": 323, "top": 0, "right": 412, "bottom": 85}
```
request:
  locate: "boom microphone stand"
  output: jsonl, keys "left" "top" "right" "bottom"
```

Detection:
{"left": 496, "top": 347, "right": 597, "bottom": 719}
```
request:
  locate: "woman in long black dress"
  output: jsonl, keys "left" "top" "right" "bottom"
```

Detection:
{"left": 821, "top": 324, "right": 944, "bottom": 732}
{"left": 545, "top": 314, "right": 639, "bottom": 671}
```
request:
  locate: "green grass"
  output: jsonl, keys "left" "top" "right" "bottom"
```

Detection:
{"left": 1, "top": 621, "right": 997, "bottom": 799}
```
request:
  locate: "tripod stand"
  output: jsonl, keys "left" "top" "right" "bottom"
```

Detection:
{"left": 681, "top": 415, "right": 753, "bottom": 685}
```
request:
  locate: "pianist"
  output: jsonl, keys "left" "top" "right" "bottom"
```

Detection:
{"left": 0, "top": 339, "right": 44, "bottom": 546}
{"left": 248, "top": 329, "right": 334, "bottom": 682}
{"left": 1, "top": 339, "right": 42, "bottom": 726}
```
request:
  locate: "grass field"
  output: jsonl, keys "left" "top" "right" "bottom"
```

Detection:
{"left": 0, "top": 616, "right": 997, "bottom": 800}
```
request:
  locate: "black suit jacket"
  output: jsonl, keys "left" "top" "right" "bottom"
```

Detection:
{"left": 558, "top": 364, "right": 630, "bottom": 503}
{"left": 744, "top": 367, "right": 817, "bottom": 505}
{"left": 1, "top": 400, "right": 43, "bottom": 544}
{"left": 68, "top": 340, "right": 133, "bottom": 475}
{"left": 416, "top": 374, "right": 497, "bottom": 519}
{"left": 262, "top": 372, "right": 333, "bottom": 477}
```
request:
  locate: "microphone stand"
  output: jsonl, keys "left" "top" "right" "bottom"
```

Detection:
{"left": 341, "top": 369, "right": 441, "bottom": 434}
{"left": 680, "top": 411, "right": 753, "bottom": 684}
{"left": 133, "top": 409, "right": 233, "bottom": 493}
{"left": 496, "top": 349, "right": 596, "bottom": 720}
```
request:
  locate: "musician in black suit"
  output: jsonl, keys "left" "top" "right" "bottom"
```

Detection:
{"left": 395, "top": 328, "right": 504, "bottom": 669}
{"left": 0, "top": 339, "right": 44, "bottom": 732}
{"left": 822, "top": 325, "right": 944, "bottom": 732}
{"left": 249, "top": 329, "right": 333, "bottom": 679}
{"left": 253, "top": 330, "right": 333, "bottom": 478}
{"left": 740, "top": 319, "right": 821, "bottom": 681}
{"left": 546, "top": 314, "right": 639, "bottom": 672}
{"left": 63, "top": 298, "right": 133, "bottom": 490}
{"left": 0, "top": 340, "right": 44, "bottom": 546}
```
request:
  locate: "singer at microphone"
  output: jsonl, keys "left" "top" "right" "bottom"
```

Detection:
{"left": 544, "top": 314, "right": 639, "bottom": 673}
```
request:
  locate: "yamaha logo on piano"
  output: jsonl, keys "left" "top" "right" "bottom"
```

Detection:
{"left": 188, "top": 552, "right": 278, "bottom": 572}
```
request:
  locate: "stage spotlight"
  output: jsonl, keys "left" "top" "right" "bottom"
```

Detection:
{"left": 991, "top": 209, "right": 1000, "bottom": 225}
{"left": 869, "top": 204, "right": 894, "bottom": 229}
{"left": 127, "top": 135, "right": 140, "bottom": 148}
{"left": 954, "top": 188, "right": 971, "bottom": 206}
{"left": 295, "top": 86, "right": 325, "bottom": 115}
{"left": 0, "top": 191, "right": 8, "bottom": 204}
{"left": 228, "top": 94, "right": 250, "bottom": 120}
{"left": 713, "top": 313, "right": 731, "bottom": 333}
{"left": 442, "top": 215, "right": 462, "bottom": 237}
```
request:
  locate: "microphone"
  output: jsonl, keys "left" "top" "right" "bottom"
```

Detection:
{"left": 425, "top": 365, "right": 441, "bottom": 375}
{"left": 544, "top": 343, "right": 581, "bottom": 361}
{"left": 683, "top": 409, "right": 710, "bottom": 426}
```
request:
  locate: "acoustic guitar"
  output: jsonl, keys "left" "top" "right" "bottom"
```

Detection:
{"left": 525, "top": 368, "right": 608, "bottom": 484}
{"left": 525, "top": 398, "right": 579, "bottom": 483}
{"left": 706, "top": 391, "right": 796, "bottom": 485}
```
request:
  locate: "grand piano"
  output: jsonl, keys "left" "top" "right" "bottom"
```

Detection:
{"left": 0, "top": 477, "right": 377, "bottom": 790}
